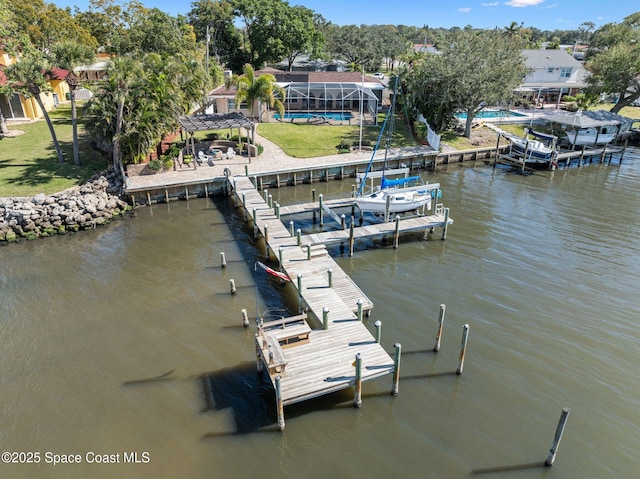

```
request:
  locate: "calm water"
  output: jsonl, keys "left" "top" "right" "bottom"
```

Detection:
{"left": 455, "top": 109, "right": 527, "bottom": 119}
{"left": 2, "top": 151, "right": 639, "bottom": 478}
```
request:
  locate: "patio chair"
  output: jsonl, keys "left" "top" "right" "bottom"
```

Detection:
{"left": 227, "top": 147, "right": 235, "bottom": 159}
{"left": 197, "top": 150, "right": 206, "bottom": 165}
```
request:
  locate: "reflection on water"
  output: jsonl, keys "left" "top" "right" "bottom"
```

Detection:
{"left": 2, "top": 150, "right": 640, "bottom": 478}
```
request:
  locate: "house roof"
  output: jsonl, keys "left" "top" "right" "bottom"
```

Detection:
{"left": 543, "top": 109, "right": 635, "bottom": 128}
{"left": 522, "top": 49, "right": 583, "bottom": 69}
{"left": 255, "top": 70, "right": 384, "bottom": 86}
{"left": 178, "top": 112, "right": 255, "bottom": 132}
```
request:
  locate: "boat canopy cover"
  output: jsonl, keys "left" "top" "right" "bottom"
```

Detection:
{"left": 526, "top": 128, "right": 557, "bottom": 143}
{"left": 381, "top": 176, "right": 421, "bottom": 189}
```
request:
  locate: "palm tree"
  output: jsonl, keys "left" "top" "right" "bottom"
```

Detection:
{"left": 231, "top": 64, "right": 285, "bottom": 121}
{"left": 50, "top": 41, "right": 95, "bottom": 166}
{"left": 108, "top": 56, "right": 143, "bottom": 179}
{"left": 4, "top": 51, "right": 65, "bottom": 163}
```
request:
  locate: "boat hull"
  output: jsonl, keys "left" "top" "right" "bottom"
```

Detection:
{"left": 355, "top": 191, "right": 432, "bottom": 214}
{"left": 563, "top": 129, "right": 617, "bottom": 146}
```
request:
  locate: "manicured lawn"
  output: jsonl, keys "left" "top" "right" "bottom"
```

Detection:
{"left": 257, "top": 113, "right": 417, "bottom": 158}
{"left": 0, "top": 104, "right": 107, "bottom": 197}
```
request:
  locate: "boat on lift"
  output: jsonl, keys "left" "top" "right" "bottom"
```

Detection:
{"left": 355, "top": 77, "right": 438, "bottom": 216}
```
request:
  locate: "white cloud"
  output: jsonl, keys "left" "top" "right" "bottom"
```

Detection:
{"left": 458, "top": 7, "right": 471, "bottom": 13}
{"left": 542, "top": 3, "right": 558, "bottom": 9}
{"left": 482, "top": 2, "right": 500, "bottom": 6}
{"left": 505, "top": 0, "right": 545, "bottom": 7}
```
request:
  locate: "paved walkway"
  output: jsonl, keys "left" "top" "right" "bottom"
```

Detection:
{"left": 124, "top": 131, "right": 435, "bottom": 192}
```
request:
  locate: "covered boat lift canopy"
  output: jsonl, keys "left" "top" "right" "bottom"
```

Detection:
{"left": 541, "top": 109, "right": 634, "bottom": 147}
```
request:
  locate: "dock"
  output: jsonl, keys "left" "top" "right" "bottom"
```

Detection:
{"left": 232, "top": 176, "right": 417, "bottom": 429}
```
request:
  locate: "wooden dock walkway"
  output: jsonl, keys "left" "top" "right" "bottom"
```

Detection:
{"left": 232, "top": 176, "right": 397, "bottom": 428}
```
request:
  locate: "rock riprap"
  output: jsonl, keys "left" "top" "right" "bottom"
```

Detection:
{"left": 0, "top": 172, "right": 131, "bottom": 242}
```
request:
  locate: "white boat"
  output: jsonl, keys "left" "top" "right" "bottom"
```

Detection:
{"left": 562, "top": 127, "right": 618, "bottom": 146}
{"left": 355, "top": 177, "right": 437, "bottom": 215}
{"left": 508, "top": 128, "right": 557, "bottom": 168}
{"left": 355, "top": 77, "right": 436, "bottom": 216}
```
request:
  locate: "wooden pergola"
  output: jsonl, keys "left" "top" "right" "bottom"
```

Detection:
{"left": 178, "top": 112, "right": 256, "bottom": 162}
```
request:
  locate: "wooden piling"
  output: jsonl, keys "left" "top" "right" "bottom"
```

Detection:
{"left": 349, "top": 220, "right": 355, "bottom": 256}
{"left": 230, "top": 279, "right": 237, "bottom": 295}
{"left": 394, "top": 215, "right": 400, "bottom": 248}
{"left": 353, "top": 353, "right": 363, "bottom": 408}
{"left": 255, "top": 333, "right": 263, "bottom": 373}
{"left": 297, "top": 274, "right": 303, "bottom": 312}
{"left": 442, "top": 208, "right": 450, "bottom": 240}
{"left": 164, "top": 188, "right": 169, "bottom": 203}
{"left": 241, "top": 308, "right": 249, "bottom": 327}
{"left": 311, "top": 188, "right": 316, "bottom": 202}
{"left": 263, "top": 189, "right": 268, "bottom": 203}
{"left": 319, "top": 194, "right": 324, "bottom": 226}
{"left": 328, "top": 268, "right": 333, "bottom": 287}
{"left": 244, "top": 165, "right": 249, "bottom": 177}
{"left": 268, "top": 194, "right": 273, "bottom": 209}
{"left": 456, "top": 324, "right": 469, "bottom": 374}
{"left": 296, "top": 228, "right": 302, "bottom": 246}
{"left": 384, "top": 195, "right": 391, "bottom": 223}
{"left": 289, "top": 220, "right": 294, "bottom": 237}
{"left": 433, "top": 304, "right": 446, "bottom": 352}
{"left": 275, "top": 202, "right": 280, "bottom": 219}
{"left": 357, "top": 299, "right": 363, "bottom": 321}
{"left": 275, "top": 375, "right": 285, "bottom": 431}
{"left": 242, "top": 193, "right": 246, "bottom": 221}
{"left": 264, "top": 224, "right": 269, "bottom": 244}
{"left": 278, "top": 247, "right": 284, "bottom": 269}
{"left": 374, "top": 320, "right": 382, "bottom": 343}
{"left": 391, "top": 343, "right": 401, "bottom": 396}
{"left": 220, "top": 252, "right": 227, "bottom": 268}
{"left": 545, "top": 408, "right": 570, "bottom": 467}
{"left": 322, "top": 307, "right": 329, "bottom": 330}
{"left": 306, "top": 243, "right": 312, "bottom": 260}
{"left": 341, "top": 214, "right": 346, "bottom": 230}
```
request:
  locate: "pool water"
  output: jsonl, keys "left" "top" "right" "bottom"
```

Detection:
{"left": 455, "top": 109, "right": 526, "bottom": 119}
{"left": 275, "top": 111, "right": 354, "bottom": 121}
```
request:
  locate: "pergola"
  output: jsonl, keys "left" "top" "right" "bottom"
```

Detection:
{"left": 281, "top": 82, "right": 379, "bottom": 123}
{"left": 178, "top": 112, "right": 256, "bottom": 159}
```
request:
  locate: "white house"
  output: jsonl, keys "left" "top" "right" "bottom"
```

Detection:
{"left": 519, "top": 49, "right": 588, "bottom": 106}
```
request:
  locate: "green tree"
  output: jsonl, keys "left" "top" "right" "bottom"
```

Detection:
{"left": 50, "top": 41, "right": 95, "bottom": 166}
{"left": 6, "top": 0, "right": 96, "bottom": 50}
{"left": 279, "top": 5, "right": 322, "bottom": 71}
{"left": 404, "top": 29, "right": 527, "bottom": 137}
{"left": 329, "top": 25, "right": 381, "bottom": 71}
{"left": 584, "top": 13, "right": 640, "bottom": 112}
{"left": 230, "top": 63, "right": 285, "bottom": 120}
{"left": 188, "top": 0, "right": 247, "bottom": 74}
{"left": 3, "top": 51, "right": 65, "bottom": 162}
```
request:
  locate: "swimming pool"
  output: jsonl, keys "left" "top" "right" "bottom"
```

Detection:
{"left": 275, "top": 111, "right": 354, "bottom": 121}
{"left": 455, "top": 109, "right": 526, "bottom": 119}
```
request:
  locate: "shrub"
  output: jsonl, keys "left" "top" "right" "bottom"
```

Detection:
{"left": 337, "top": 139, "right": 351, "bottom": 150}
{"left": 161, "top": 155, "right": 173, "bottom": 170}
{"left": 148, "top": 159, "right": 162, "bottom": 171}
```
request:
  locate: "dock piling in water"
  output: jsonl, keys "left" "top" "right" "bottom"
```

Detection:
{"left": 392, "top": 343, "right": 401, "bottom": 396}
{"left": 241, "top": 308, "right": 249, "bottom": 327}
{"left": 434, "top": 304, "right": 446, "bottom": 352}
{"left": 456, "top": 324, "right": 469, "bottom": 374}
{"left": 275, "top": 375, "right": 285, "bottom": 431}
{"left": 357, "top": 299, "right": 363, "bottom": 321}
{"left": 354, "top": 353, "right": 363, "bottom": 408}
{"left": 328, "top": 268, "right": 333, "bottom": 287}
{"left": 289, "top": 220, "right": 294, "bottom": 238}
{"left": 220, "top": 252, "right": 226, "bottom": 268}
{"left": 442, "top": 208, "right": 450, "bottom": 240}
{"left": 545, "top": 408, "right": 570, "bottom": 466}
{"left": 229, "top": 279, "right": 237, "bottom": 295}
{"left": 394, "top": 215, "right": 400, "bottom": 248}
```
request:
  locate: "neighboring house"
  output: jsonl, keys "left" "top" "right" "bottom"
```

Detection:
{"left": 412, "top": 44, "right": 439, "bottom": 54}
{"left": 207, "top": 70, "right": 385, "bottom": 123}
{"left": 0, "top": 49, "right": 70, "bottom": 122}
{"left": 74, "top": 60, "right": 109, "bottom": 82}
{"left": 518, "top": 49, "right": 588, "bottom": 106}
{"left": 273, "top": 54, "right": 347, "bottom": 72}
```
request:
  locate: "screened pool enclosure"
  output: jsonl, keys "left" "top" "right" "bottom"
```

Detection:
{"left": 279, "top": 82, "right": 380, "bottom": 124}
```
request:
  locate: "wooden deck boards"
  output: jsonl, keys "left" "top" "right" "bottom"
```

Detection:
{"left": 232, "top": 176, "right": 391, "bottom": 405}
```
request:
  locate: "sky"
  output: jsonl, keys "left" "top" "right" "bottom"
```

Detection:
{"left": 52, "top": 0, "right": 638, "bottom": 31}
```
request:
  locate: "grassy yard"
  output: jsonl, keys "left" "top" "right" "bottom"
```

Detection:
{"left": 0, "top": 104, "right": 107, "bottom": 197}
{"left": 257, "top": 113, "right": 416, "bottom": 158}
